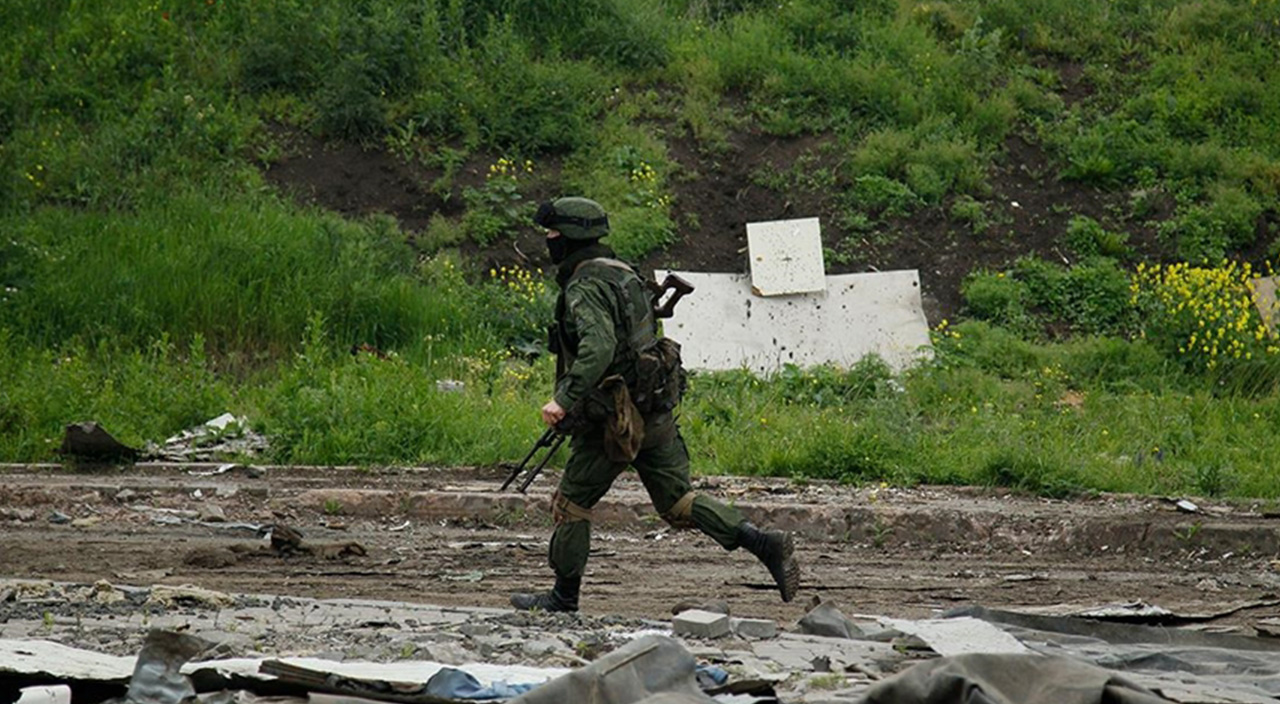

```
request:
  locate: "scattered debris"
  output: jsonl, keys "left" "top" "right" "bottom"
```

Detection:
{"left": 58, "top": 421, "right": 140, "bottom": 462}
{"left": 436, "top": 379, "right": 466, "bottom": 393}
{"left": 124, "top": 630, "right": 210, "bottom": 704}
{"left": 511, "top": 635, "right": 715, "bottom": 703}
{"left": 188, "top": 463, "right": 265, "bottom": 479}
{"left": 269, "top": 523, "right": 306, "bottom": 553}
{"left": 731, "top": 617, "right": 778, "bottom": 640}
{"left": 146, "top": 584, "right": 235, "bottom": 609}
{"left": 862, "top": 653, "right": 1167, "bottom": 704}
{"left": 146, "top": 413, "right": 269, "bottom": 462}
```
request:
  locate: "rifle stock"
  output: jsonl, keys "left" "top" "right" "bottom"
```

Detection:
{"left": 651, "top": 274, "right": 695, "bottom": 319}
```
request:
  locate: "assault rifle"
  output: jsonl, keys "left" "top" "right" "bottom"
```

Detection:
{"left": 500, "top": 426, "right": 566, "bottom": 493}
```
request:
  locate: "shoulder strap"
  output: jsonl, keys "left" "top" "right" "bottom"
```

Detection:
{"left": 568, "top": 257, "right": 656, "bottom": 354}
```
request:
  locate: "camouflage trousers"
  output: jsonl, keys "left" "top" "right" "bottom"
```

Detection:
{"left": 548, "top": 412, "right": 744, "bottom": 581}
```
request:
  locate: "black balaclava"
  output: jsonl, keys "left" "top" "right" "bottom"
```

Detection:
{"left": 547, "top": 235, "right": 596, "bottom": 264}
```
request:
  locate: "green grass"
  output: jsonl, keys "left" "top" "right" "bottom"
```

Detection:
{"left": 4, "top": 0, "right": 1280, "bottom": 499}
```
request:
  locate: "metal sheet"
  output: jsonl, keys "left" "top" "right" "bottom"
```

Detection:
{"left": 745, "top": 218, "right": 826, "bottom": 296}
{"left": 659, "top": 269, "right": 932, "bottom": 373}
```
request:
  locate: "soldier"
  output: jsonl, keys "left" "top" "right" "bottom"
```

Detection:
{"left": 510, "top": 196, "right": 802, "bottom": 613}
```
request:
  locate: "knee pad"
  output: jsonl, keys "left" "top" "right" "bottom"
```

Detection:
{"left": 660, "top": 491, "right": 697, "bottom": 530}
{"left": 552, "top": 490, "right": 593, "bottom": 526}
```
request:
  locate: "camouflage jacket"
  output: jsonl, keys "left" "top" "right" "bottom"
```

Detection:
{"left": 552, "top": 243, "right": 657, "bottom": 410}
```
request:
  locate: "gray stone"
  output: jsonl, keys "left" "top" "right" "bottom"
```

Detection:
{"left": 198, "top": 504, "right": 227, "bottom": 523}
{"left": 797, "top": 601, "right": 862, "bottom": 639}
{"left": 113, "top": 489, "right": 137, "bottom": 502}
{"left": 421, "top": 641, "right": 473, "bottom": 665}
{"left": 459, "top": 622, "right": 495, "bottom": 638}
{"left": 732, "top": 617, "right": 778, "bottom": 640}
{"left": 13, "top": 509, "right": 35, "bottom": 522}
{"left": 521, "top": 638, "right": 566, "bottom": 657}
{"left": 673, "top": 609, "right": 731, "bottom": 639}
{"left": 194, "top": 630, "right": 255, "bottom": 658}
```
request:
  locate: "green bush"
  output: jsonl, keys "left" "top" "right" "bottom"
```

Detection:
{"left": 316, "top": 57, "right": 388, "bottom": 141}
{"left": 1059, "top": 258, "right": 1136, "bottom": 335}
{"left": 950, "top": 195, "right": 989, "bottom": 234}
{"left": 963, "top": 258, "right": 1134, "bottom": 338}
{"left": 1160, "top": 185, "right": 1264, "bottom": 263}
{"left": 1063, "top": 215, "right": 1131, "bottom": 259}
{"left": 851, "top": 175, "right": 920, "bottom": 216}
{"left": 961, "top": 271, "right": 1032, "bottom": 334}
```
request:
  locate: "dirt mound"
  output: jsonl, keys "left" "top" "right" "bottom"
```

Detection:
{"left": 261, "top": 124, "right": 1172, "bottom": 323}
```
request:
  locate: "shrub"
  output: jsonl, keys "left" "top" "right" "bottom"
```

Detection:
{"left": 1130, "top": 261, "right": 1279, "bottom": 374}
{"left": 851, "top": 175, "right": 919, "bottom": 216}
{"left": 964, "top": 258, "right": 1134, "bottom": 338}
{"left": 1059, "top": 258, "right": 1137, "bottom": 336}
{"left": 961, "top": 271, "right": 1032, "bottom": 335}
{"left": 1064, "top": 215, "right": 1131, "bottom": 259}
{"left": 950, "top": 195, "right": 989, "bottom": 234}
{"left": 1160, "top": 186, "right": 1264, "bottom": 264}
{"left": 462, "top": 157, "right": 536, "bottom": 245}
{"left": 315, "top": 56, "right": 388, "bottom": 141}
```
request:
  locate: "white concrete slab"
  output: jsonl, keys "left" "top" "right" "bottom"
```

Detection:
{"left": 746, "top": 218, "right": 826, "bottom": 296}
{"left": 0, "top": 640, "right": 568, "bottom": 689}
{"left": 877, "top": 617, "right": 1029, "bottom": 657}
{"left": 0, "top": 639, "right": 133, "bottom": 680}
{"left": 659, "top": 269, "right": 932, "bottom": 374}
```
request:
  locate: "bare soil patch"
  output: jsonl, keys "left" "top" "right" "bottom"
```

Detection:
{"left": 260, "top": 121, "right": 1184, "bottom": 326}
{"left": 4, "top": 464, "right": 1280, "bottom": 629}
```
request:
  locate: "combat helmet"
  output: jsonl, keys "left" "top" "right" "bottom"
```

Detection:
{"left": 533, "top": 197, "right": 610, "bottom": 240}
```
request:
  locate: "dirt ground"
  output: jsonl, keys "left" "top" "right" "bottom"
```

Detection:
{"left": 5, "top": 463, "right": 1280, "bottom": 631}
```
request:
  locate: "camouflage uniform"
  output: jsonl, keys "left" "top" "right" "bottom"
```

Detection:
{"left": 547, "top": 243, "right": 744, "bottom": 584}
{"left": 511, "top": 197, "right": 800, "bottom": 613}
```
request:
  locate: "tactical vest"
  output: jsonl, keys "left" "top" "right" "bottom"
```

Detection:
{"left": 557, "top": 257, "right": 658, "bottom": 376}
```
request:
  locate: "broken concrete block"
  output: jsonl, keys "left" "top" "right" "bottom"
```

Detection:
{"left": 673, "top": 609, "right": 730, "bottom": 639}
{"left": 731, "top": 617, "right": 778, "bottom": 640}
{"left": 797, "top": 600, "right": 862, "bottom": 639}
{"left": 671, "top": 599, "right": 730, "bottom": 616}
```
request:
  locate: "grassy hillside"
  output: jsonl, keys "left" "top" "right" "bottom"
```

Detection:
{"left": 2, "top": 0, "right": 1280, "bottom": 498}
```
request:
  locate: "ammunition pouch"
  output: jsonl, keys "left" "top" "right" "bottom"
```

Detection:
{"left": 598, "top": 375, "right": 644, "bottom": 463}
{"left": 631, "top": 338, "right": 686, "bottom": 416}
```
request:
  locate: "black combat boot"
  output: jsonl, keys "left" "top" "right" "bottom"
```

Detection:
{"left": 510, "top": 576, "right": 580, "bottom": 613}
{"left": 736, "top": 522, "right": 801, "bottom": 602}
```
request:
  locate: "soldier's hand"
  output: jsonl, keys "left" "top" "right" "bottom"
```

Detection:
{"left": 541, "top": 399, "right": 566, "bottom": 427}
